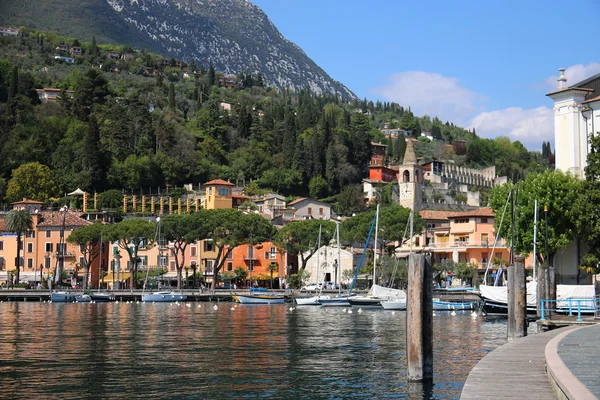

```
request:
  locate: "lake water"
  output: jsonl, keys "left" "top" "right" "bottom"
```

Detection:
{"left": 0, "top": 302, "right": 514, "bottom": 399}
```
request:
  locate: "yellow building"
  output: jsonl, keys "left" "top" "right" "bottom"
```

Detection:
{"left": 204, "top": 179, "right": 234, "bottom": 209}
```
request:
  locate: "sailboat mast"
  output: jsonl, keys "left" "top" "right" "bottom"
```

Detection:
{"left": 373, "top": 204, "right": 380, "bottom": 287}
{"left": 533, "top": 199, "right": 538, "bottom": 281}
{"left": 337, "top": 219, "right": 341, "bottom": 295}
{"left": 316, "top": 225, "right": 322, "bottom": 287}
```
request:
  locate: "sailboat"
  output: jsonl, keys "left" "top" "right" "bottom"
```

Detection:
{"left": 141, "top": 217, "right": 188, "bottom": 303}
{"left": 348, "top": 204, "right": 406, "bottom": 308}
{"left": 295, "top": 225, "right": 330, "bottom": 305}
{"left": 319, "top": 218, "right": 351, "bottom": 307}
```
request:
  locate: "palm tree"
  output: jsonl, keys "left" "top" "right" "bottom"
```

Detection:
{"left": 4, "top": 209, "right": 33, "bottom": 284}
{"left": 267, "top": 262, "right": 278, "bottom": 289}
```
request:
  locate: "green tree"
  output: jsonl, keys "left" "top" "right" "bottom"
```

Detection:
{"left": 168, "top": 82, "right": 176, "bottom": 112}
{"left": 207, "top": 63, "right": 215, "bottom": 86}
{"left": 267, "top": 262, "right": 278, "bottom": 288}
{"left": 98, "top": 189, "right": 124, "bottom": 209}
{"left": 7, "top": 66, "right": 18, "bottom": 99}
{"left": 275, "top": 219, "right": 336, "bottom": 271}
{"left": 6, "top": 162, "right": 58, "bottom": 203}
{"left": 489, "top": 170, "right": 583, "bottom": 267}
{"left": 204, "top": 209, "right": 276, "bottom": 290}
{"left": 106, "top": 219, "right": 156, "bottom": 289}
{"left": 234, "top": 266, "right": 248, "bottom": 287}
{"left": 66, "top": 223, "right": 107, "bottom": 290}
{"left": 161, "top": 213, "right": 208, "bottom": 289}
{"left": 308, "top": 175, "right": 328, "bottom": 199}
{"left": 4, "top": 209, "right": 33, "bottom": 284}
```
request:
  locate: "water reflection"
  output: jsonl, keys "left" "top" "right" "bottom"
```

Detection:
{"left": 0, "top": 303, "right": 513, "bottom": 399}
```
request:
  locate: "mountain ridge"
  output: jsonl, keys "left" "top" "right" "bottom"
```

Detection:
{"left": 0, "top": 0, "right": 355, "bottom": 99}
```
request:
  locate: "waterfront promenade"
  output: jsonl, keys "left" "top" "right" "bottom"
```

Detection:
{"left": 461, "top": 324, "right": 600, "bottom": 399}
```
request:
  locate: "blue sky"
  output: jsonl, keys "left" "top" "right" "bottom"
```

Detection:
{"left": 251, "top": 0, "right": 599, "bottom": 149}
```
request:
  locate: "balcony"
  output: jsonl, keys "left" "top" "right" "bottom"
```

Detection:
{"left": 428, "top": 239, "right": 507, "bottom": 250}
{"left": 55, "top": 251, "right": 74, "bottom": 258}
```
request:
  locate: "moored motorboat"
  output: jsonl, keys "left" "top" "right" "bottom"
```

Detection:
{"left": 90, "top": 293, "right": 114, "bottom": 302}
{"left": 295, "top": 295, "right": 330, "bottom": 306}
{"left": 433, "top": 300, "right": 477, "bottom": 311}
{"left": 319, "top": 296, "right": 352, "bottom": 307}
{"left": 50, "top": 291, "right": 76, "bottom": 303}
{"left": 232, "top": 293, "right": 285, "bottom": 304}
{"left": 75, "top": 294, "right": 92, "bottom": 303}
{"left": 142, "top": 291, "right": 187, "bottom": 302}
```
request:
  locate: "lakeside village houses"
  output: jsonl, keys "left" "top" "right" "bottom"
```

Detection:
{"left": 0, "top": 138, "right": 521, "bottom": 290}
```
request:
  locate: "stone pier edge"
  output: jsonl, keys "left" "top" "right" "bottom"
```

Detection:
{"left": 545, "top": 325, "right": 598, "bottom": 400}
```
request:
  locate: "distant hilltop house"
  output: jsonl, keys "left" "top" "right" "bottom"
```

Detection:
{"left": 217, "top": 75, "right": 243, "bottom": 88}
{"left": 286, "top": 197, "right": 333, "bottom": 220}
{"left": 143, "top": 67, "right": 157, "bottom": 77}
{"left": 380, "top": 126, "right": 410, "bottom": 139}
{"left": 69, "top": 46, "right": 82, "bottom": 56}
{"left": 0, "top": 27, "right": 19, "bottom": 37}
{"left": 183, "top": 71, "right": 203, "bottom": 80}
{"left": 55, "top": 44, "right": 70, "bottom": 53}
{"left": 107, "top": 51, "right": 121, "bottom": 60}
{"left": 121, "top": 53, "right": 135, "bottom": 61}
{"left": 36, "top": 88, "right": 75, "bottom": 103}
{"left": 219, "top": 101, "right": 237, "bottom": 112}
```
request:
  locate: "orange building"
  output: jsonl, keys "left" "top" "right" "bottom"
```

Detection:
{"left": 0, "top": 199, "right": 95, "bottom": 286}
{"left": 226, "top": 241, "right": 285, "bottom": 288}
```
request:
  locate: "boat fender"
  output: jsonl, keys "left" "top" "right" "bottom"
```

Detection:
{"left": 162, "top": 295, "right": 165, "bottom": 299}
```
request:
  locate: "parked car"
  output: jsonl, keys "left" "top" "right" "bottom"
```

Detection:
{"left": 300, "top": 283, "right": 323, "bottom": 292}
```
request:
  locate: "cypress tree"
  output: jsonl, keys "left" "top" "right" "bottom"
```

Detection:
{"left": 7, "top": 66, "right": 18, "bottom": 99}
{"left": 168, "top": 82, "right": 176, "bottom": 112}
{"left": 91, "top": 36, "right": 98, "bottom": 60}
{"left": 208, "top": 63, "right": 215, "bottom": 87}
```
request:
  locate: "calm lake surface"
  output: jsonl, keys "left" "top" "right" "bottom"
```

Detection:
{"left": 0, "top": 302, "right": 517, "bottom": 399}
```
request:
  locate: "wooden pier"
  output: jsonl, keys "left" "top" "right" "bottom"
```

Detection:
{"left": 461, "top": 327, "right": 576, "bottom": 399}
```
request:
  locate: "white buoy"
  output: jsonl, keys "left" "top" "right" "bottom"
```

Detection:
{"left": 392, "top": 311, "right": 396, "bottom": 316}
{"left": 213, "top": 304, "right": 218, "bottom": 310}
{"left": 451, "top": 309, "right": 456, "bottom": 316}
{"left": 116, "top": 300, "right": 119, "bottom": 304}
{"left": 230, "top": 307, "right": 235, "bottom": 310}
{"left": 357, "top": 308, "right": 363, "bottom": 313}
{"left": 348, "top": 310, "right": 353, "bottom": 314}
{"left": 197, "top": 304, "right": 201, "bottom": 308}
{"left": 342, "top": 308, "right": 347, "bottom": 313}
{"left": 471, "top": 311, "right": 478, "bottom": 318}
{"left": 432, "top": 311, "right": 436, "bottom": 316}
{"left": 186, "top": 303, "right": 191, "bottom": 308}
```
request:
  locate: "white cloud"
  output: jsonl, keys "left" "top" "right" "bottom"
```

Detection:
{"left": 545, "top": 62, "right": 600, "bottom": 89}
{"left": 468, "top": 106, "right": 553, "bottom": 149}
{"left": 370, "top": 71, "right": 486, "bottom": 122}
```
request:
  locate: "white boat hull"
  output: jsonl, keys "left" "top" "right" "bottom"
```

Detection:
{"left": 295, "top": 295, "right": 330, "bottom": 305}
{"left": 142, "top": 292, "right": 187, "bottom": 302}
{"left": 319, "top": 297, "right": 351, "bottom": 307}
{"left": 233, "top": 294, "right": 285, "bottom": 304}
{"left": 75, "top": 294, "right": 92, "bottom": 303}
{"left": 381, "top": 299, "right": 407, "bottom": 310}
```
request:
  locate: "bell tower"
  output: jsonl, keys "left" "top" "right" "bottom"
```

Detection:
{"left": 398, "top": 138, "right": 423, "bottom": 210}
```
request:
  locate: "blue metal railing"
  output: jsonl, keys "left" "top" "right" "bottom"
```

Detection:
{"left": 539, "top": 298, "right": 596, "bottom": 322}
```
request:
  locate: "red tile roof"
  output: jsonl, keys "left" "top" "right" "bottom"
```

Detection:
{"left": 419, "top": 207, "right": 495, "bottom": 220}
{"left": 204, "top": 179, "right": 234, "bottom": 186}
{"left": 287, "top": 197, "right": 307, "bottom": 206}
{"left": 11, "top": 198, "right": 44, "bottom": 205}
{"left": 419, "top": 210, "right": 455, "bottom": 220}
{"left": 37, "top": 211, "right": 91, "bottom": 228}
{"left": 448, "top": 207, "right": 495, "bottom": 218}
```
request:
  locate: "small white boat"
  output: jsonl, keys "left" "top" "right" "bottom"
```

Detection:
{"left": 381, "top": 299, "right": 407, "bottom": 310}
{"left": 141, "top": 291, "right": 187, "bottom": 302}
{"left": 433, "top": 300, "right": 476, "bottom": 311}
{"left": 232, "top": 293, "right": 285, "bottom": 304}
{"left": 75, "top": 294, "right": 92, "bottom": 303}
{"left": 50, "top": 291, "right": 76, "bottom": 303}
{"left": 295, "top": 295, "right": 330, "bottom": 306}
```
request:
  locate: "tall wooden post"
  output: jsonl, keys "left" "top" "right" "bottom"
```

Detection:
{"left": 537, "top": 265, "right": 546, "bottom": 319}
{"left": 159, "top": 197, "right": 164, "bottom": 215}
{"left": 142, "top": 196, "right": 146, "bottom": 213}
{"left": 406, "top": 254, "right": 433, "bottom": 382}
{"left": 195, "top": 199, "right": 200, "bottom": 212}
{"left": 94, "top": 192, "right": 98, "bottom": 210}
{"left": 508, "top": 255, "right": 527, "bottom": 340}
{"left": 169, "top": 197, "right": 173, "bottom": 215}
{"left": 132, "top": 195, "right": 137, "bottom": 212}
{"left": 186, "top": 198, "right": 191, "bottom": 214}
{"left": 123, "top": 195, "right": 128, "bottom": 214}
{"left": 151, "top": 197, "right": 155, "bottom": 215}
{"left": 177, "top": 198, "right": 182, "bottom": 215}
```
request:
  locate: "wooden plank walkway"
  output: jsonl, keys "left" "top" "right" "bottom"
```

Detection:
{"left": 461, "top": 327, "right": 575, "bottom": 399}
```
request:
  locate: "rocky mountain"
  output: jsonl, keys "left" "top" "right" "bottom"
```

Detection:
{"left": 0, "top": 0, "right": 355, "bottom": 99}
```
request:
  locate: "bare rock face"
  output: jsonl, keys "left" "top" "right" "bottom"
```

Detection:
{"left": 0, "top": 0, "right": 354, "bottom": 99}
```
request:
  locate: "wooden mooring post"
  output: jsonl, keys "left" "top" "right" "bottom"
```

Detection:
{"left": 406, "top": 254, "right": 433, "bottom": 382}
{"left": 507, "top": 255, "right": 527, "bottom": 341}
